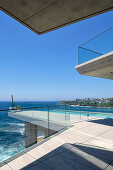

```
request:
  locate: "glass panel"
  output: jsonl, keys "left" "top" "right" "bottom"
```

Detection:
{"left": 80, "top": 112, "right": 89, "bottom": 121}
{"left": 12, "top": 107, "right": 48, "bottom": 122}
{"left": 49, "top": 105, "right": 70, "bottom": 134}
{"left": 79, "top": 26, "right": 113, "bottom": 64}
{"left": 79, "top": 47, "right": 102, "bottom": 64}
{"left": 64, "top": 105, "right": 81, "bottom": 124}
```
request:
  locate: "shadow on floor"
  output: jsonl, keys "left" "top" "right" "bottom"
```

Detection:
{"left": 21, "top": 142, "right": 113, "bottom": 170}
{"left": 89, "top": 118, "right": 113, "bottom": 127}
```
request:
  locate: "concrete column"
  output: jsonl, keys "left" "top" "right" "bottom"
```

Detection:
{"left": 25, "top": 122, "right": 37, "bottom": 148}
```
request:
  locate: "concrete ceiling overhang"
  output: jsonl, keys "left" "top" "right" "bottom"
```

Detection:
{"left": 0, "top": 0, "right": 113, "bottom": 35}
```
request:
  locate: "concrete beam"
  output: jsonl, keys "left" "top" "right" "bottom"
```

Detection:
{"left": 75, "top": 51, "right": 113, "bottom": 80}
{"left": 0, "top": 0, "right": 113, "bottom": 35}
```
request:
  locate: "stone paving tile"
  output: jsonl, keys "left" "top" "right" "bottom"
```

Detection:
{"left": 57, "top": 134, "right": 88, "bottom": 144}
{"left": 49, "top": 136, "right": 66, "bottom": 145}
{"left": 58, "top": 130, "right": 93, "bottom": 144}
{"left": 69, "top": 121, "right": 94, "bottom": 130}
{"left": 97, "top": 137, "right": 113, "bottom": 145}
{"left": 98, "top": 129, "right": 113, "bottom": 141}
{"left": 0, "top": 165, "right": 12, "bottom": 170}
{"left": 43, "top": 154, "right": 93, "bottom": 170}
{"left": 89, "top": 118, "right": 113, "bottom": 128}
{"left": 22, "top": 162, "right": 53, "bottom": 170}
{"left": 78, "top": 125, "right": 111, "bottom": 136}
{"left": 48, "top": 137, "right": 73, "bottom": 151}
{"left": 75, "top": 129, "right": 95, "bottom": 138}
{"left": 106, "top": 162, "right": 113, "bottom": 170}
{"left": 60, "top": 129, "right": 94, "bottom": 138}
{"left": 84, "top": 138, "right": 113, "bottom": 150}
{"left": 69, "top": 144, "right": 113, "bottom": 162}
{"left": 90, "top": 123, "right": 112, "bottom": 130}
{"left": 7, "top": 153, "right": 35, "bottom": 170}
{"left": 27, "top": 145, "right": 51, "bottom": 162}
{"left": 41, "top": 138, "right": 62, "bottom": 147}
{"left": 40, "top": 139, "right": 67, "bottom": 153}
{"left": 61, "top": 145, "right": 111, "bottom": 170}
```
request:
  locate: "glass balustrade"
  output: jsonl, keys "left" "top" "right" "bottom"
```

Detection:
{"left": 78, "top": 26, "right": 113, "bottom": 64}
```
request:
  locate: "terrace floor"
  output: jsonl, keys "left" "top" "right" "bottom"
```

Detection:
{"left": 1, "top": 118, "right": 113, "bottom": 170}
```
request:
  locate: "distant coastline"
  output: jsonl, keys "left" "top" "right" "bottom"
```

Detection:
{"left": 60, "top": 98, "right": 113, "bottom": 108}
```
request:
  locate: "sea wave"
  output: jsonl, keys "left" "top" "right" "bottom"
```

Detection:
{"left": 7, "top": 123, "right": 24, "bottom": 127}
{"left": 0, "top": 140, "right": 25, "bottom": 162}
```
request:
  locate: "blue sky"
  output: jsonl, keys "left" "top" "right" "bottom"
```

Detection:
{"left": 0, "top": 10, "right": 113, "bottom": 101}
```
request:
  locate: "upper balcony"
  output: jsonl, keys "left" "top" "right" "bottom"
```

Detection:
{"left": 75, "top": 26, "right": 113, "bottom": 80}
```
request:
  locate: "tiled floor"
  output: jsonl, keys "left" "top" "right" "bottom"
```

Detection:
{"left": 1, "top": 118, "right": 113, "bottom": 170}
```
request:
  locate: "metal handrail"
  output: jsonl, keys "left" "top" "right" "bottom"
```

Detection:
{"left": 0, "top": 105, "right": 57, "bottom": 112}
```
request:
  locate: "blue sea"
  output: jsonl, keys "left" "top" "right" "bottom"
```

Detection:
{"left": 0, "top": 101, "right": 113, "bottom": 163}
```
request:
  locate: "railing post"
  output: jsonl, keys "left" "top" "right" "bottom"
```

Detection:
{"left": 48, "top": 106, "right": 50, "bottom": 137}
{"left": 65, "top": 101, "right": 66, "bottom": 126}
{"left": 87, "top": 113, "right": 89, "bottom": 120}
